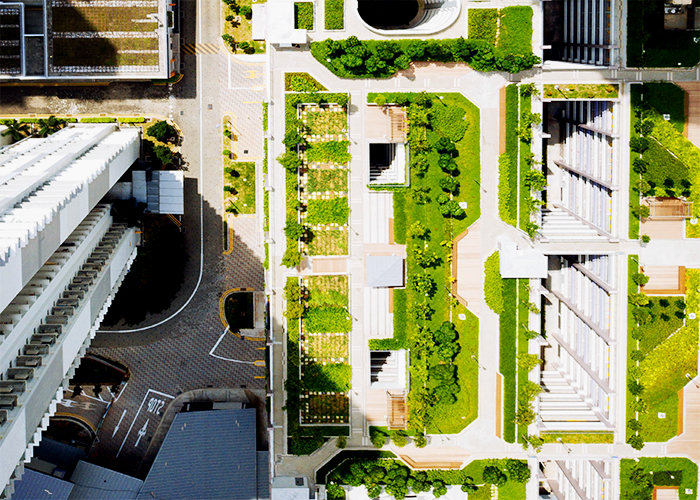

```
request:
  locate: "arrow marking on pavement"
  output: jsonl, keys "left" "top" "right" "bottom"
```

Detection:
{"left": 112, "top": 409, "right": 127, "bottom": 438}
{"left": 135, "top": 419, "right": 149, "bottom": 448}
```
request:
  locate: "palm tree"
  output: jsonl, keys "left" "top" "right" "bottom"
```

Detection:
{"left": 35, "top": 115, "right": 66, "bottom": 138}
{"left": 1, "top": 120, "right": 30, "bottom": 141}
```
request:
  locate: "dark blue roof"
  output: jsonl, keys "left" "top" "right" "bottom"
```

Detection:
{"left": 11, "top": 470, "right": 74, "bottom": 500}
{"left": 68, "top": 461, "right": 143, "bottom": 500}
{"left": 137, "top": 409, "right": 259, "bottom": 500}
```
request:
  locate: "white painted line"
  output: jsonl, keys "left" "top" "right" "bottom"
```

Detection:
{"left": 113, "top": 381, "right": 128, "bottom": 403}
{"left": 209, "top": 327, "right": 256, "bottom": 364}
{"left": 116, "top": 389, "right": 175, "bottom": 457}
{"left": 228, "top": 52, "right": 232, "bottom": 89}
{"left": 100, "top": 0, "right": 206, "bottom": 334}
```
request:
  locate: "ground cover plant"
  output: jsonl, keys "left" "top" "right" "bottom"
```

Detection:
{"left": 496, "top": 6, "right": 533, "bottom": 56}
{"left": 468, "top": 9, "right": 498, "bottom": 45}
{"left": 285, "top": 72, "right": 327, "bottom": 92}
{"left": 280, "top": 93, "right": 350, "bottom": 267}
{"left": 294, "top": 2, "right": 314, "bottom": 29}
{"left": 626, "top": 258, "right": 699, "bottom": 446}
{"left": 306, "top": 169, "right": 348, "bottom": 192}
{"left": 627, "top": 0, "right": 700, "bottom": 68}
{"left": 620, "top": 458, "right": 698, "bottom": 500}
{"left": 366, "top": 91, "right": 481, "bottom": 434}
{"left": 306, "top": 110, "right": 347, "bottom": 135}
{"left": 541, "top": 432, "right": 614, "bottom": 444}
{"left": 500, "top": 85, "right": 519, "bottom": 226}
{"left": 311, "top": 33, "right": 539, "bottom": 79}
{"left": 221, "top": 0, "right": 265, "bottom": 54}
{"left": 284, "top": 277, "right": 350, "bottom": 452}
{"left": 223, "top": 119, "right": 255, "bottom": 214}
{"left": 323, "top": 458, "right": 529, "bottom": 500}
{"left": 324, "top": 0, "right": 344, "bottom": 29}
{"left": 543, "top": 84, "right": 619, "bottom": 99}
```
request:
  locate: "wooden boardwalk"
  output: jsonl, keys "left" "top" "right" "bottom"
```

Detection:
{"left": 667, "top": 382, "right": 700, "bottom": 461}
{"left": 677, "top": 83, "right": 700, "bottom": 148}
{"left": 453, "top": 221, "right": 482, "bottom": 315}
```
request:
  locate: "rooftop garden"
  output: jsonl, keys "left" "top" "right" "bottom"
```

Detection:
{"left": 280, "top": 93, "right": 350, "bottom": 267}
{"left": 626, "top": 257, "right": 699, "bottom": 448}
{"left": 311, "top": 10, "right": 538, "bottom": 79}
{"left": 51, "top": 3, "right": 160, "bottom": 68}
{"left": 620, "top": 458, "right": 698, "bottom": 500}
{"left": 284, "top": 276, "right": 350, "bottom": 454}
{"left": 294, "top": 2, "right": 314, "bottom": 30}
{"left": 323, "top": 457, "right": 529, "bottom": 500}
{"left": 627, "top": 0, "right": 700, "bottom": 68}
{"left": 285, "top": 72, "right": 328, "bottom": 92}
{"left": 221, "top": 0, "right": 265, "bottom": 54}
{"left": 543, "top": 84, "right": 619, "bottom": 100}
{"left": 629, "top": 83, "right": 700, "bottom": 239}
{"left": 365, "top": 92, "right": 480, "bottom": 435}
{"left": 324, "top": 0, "right": 345, "bottom": 30}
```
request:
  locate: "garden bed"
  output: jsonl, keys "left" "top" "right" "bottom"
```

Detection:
{"left": 366, "top": 92, "right": 481, "bottom": 434}
{"left": 324, "top": 0, "right": 344, "bottom": 29}
{"left": 285, "top": 72, "right": 327, "bottom": 92}
{"left": 294, "top": 2, "right": 314, "bottom": 29}
{"left": 221, "top": 0, "right": 265, "bottom": 54}
{"left": 223, "top": 118, "right": 256, "bottom": 215}
{"left": 543, "top": 84, "right": 619, "bottom": 100}
{"left": 620, "top": 458, "right": 698, "bottom": 500}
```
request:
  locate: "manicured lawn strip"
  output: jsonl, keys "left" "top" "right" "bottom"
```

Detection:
{"left": 516, "top": 279, "right": 530, "bottom": 444}
{"left": 302, "top": 363, "right": 351, "bottom": 391}
{"left": 626, "top": 255, "right": 639, "bottom": 443}
{"left": 543, "top": 84, "right": 619, "bottom": 100}
{"left": 496, "top": 6, "right": 533, "bottom": 55}
{"left": 392, "top": 190, "right": 407, "bottom": 244}
{"left": 294, "top": 2, "right": 314, "bottom": 29}
{"left": 307, "top": 169, "right": 348, "bottom": 192}
{"left": 468, "top": 8, "right": 498, "bottom": 45}
{"left": 308, "top": 228, "right": 348, "bottom": 255}
{"left": 500, "top": 278, "right": 517, "bottom": 443}
{"left": 370, "top": 289, "right": 408, "bottom": 350}
{"left": 620, "top": 458, "right": 698, "bottom": 500}
{"left": 306, "top": 334, "right": 349, "bottom": 360}
{"left": 224, "top": 161, "right": 256, "bottom": 214}
{"left": 263, "top": 103, "right": 269, "bottom": 132}
{"left": 311, "top": 38, "right": 539, "bottom": 79}
{"left": 284, "top": 278, "right": 349, "bottom": 456}
{"left": 541, "top": 432, "right": 614, "bottom": 444}
{"left": 627, "top": 0, "right": 700, "bottom": 68}
{"left": 286, "top": 72, "right": 327, "bottom": 92}
{"left": 501, "top": 85, "right": 519, "bottom": 226}
{"left": 518, "top": 93, "right": 532, "bottom": 230}
{"left": 324, "top": 0, "right": 344, "bottom": 29}
{"left": 629, "top": 90, "right": 641, "bottom": 239}
{"left": 643, "top": 139, "right": 690, "bottom": 197}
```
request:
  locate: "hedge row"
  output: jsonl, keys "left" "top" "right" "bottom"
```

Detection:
{"left": 294, "top": 2, "right": 313, "bottom": 30}
{"left": 484, "top": 251, "right": 504, "bottom": 314}
{"left": 311, "top": 36, "right": 540, "bottom": 80}
{"left": 285, "top": 72, "right": 327, "bottom": 92}
{"left": 500, "top": 277, "right": 517, "bottom": 443}
{"left": 499, "top": 85, "right": 519, "bottom": 226}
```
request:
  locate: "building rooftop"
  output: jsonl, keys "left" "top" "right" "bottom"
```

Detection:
{"left": 68, "top": 461, "right": 143, "bottom": 500}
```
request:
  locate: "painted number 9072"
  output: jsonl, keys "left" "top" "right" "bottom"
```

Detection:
{"left": 147, "top": 397, "right": 166, "bottom": 415}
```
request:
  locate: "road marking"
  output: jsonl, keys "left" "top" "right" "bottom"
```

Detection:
{"left": 182, "top": 43, "right": 220, "bottom": 55}
{"left": 244, "top": 70, "right": 260, "bottom": 79}
{"left": 116, "top": 389, "right": 174, "bottom": 457}
{"left": 209, "top": 327, "right": 257, "bottom": 364}
{"left": 135, "top": 419, "right": 149, "bottom": 447}
{"left": 112, "top": 409, "right": 127, "bottom": 438}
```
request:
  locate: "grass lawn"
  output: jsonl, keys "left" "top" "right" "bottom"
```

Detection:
{"left": 541, "top": 432, "right": 614, "bottom": 444}
{"left": 306, "top": 168, "right": 348, "bottom": 192}
{"left": 620, "top": 458, "right": 698, "bottom": 500}
{"left": 305, "top": 109, "right": 348, "bottom": 135}
{"left": 627, "top": 0, "right": 700, "bottom": 67}
{"left": 324, "top": 0, "right": 344, "bottom": 29}
{"left": 468, "top": 9, "right": 498, "bottom": 45}
{"left": 305, "top": 334, "right": 349, "bottom": 360}
{"left": 543, "top": 84, "right": 619, "bottom": 99}
{"left": 307, "top": 228, "right": 348, "bottom": 255}
{"left": 307, "top": 275, "right": 349, "bottom": 306}
{"left": 224, "top": 161, "right": 256, "bottom": 214}
{"left": 500, "top": 278, "right": 517, "bottom": 443}
{"left": 222, "top": 0, "right": 266, "bottom": 54}
{"left": 496, "top": 6, "right": 533, "bottom": 55}
{"left": 636, "top": 83, "right": 686, "bottom": 133}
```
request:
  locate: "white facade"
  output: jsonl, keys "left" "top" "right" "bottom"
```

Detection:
{"left": 0, "top": 125, "right": 140, "bottom": 496}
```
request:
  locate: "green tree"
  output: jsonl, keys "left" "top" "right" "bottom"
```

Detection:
{"left": 147, "top": 120, "right": 177, "bottom": 142}
{"left": 1, "top": 119, "right": 30, "bottom": 141}
{"left": 408, "top": 274, "right": 436, "bottom": 296}
{"left": 483, "top": 465, "right": 508, "bottom": 486}
{"left": 36, "top": 115, "right": 66, "bottom": 138}
{"left": 505, "top": 460, "right": 531, "bottom": 483}
{"left": 153, "top": 145, "right": 174, "bottom": 165}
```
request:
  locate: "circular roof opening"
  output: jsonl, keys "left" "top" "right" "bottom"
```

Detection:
{"left": 357, "top": 0, "right": 421, "bottom": 30}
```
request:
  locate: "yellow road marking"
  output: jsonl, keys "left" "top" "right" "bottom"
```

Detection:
{"left": 244, "top": 70, "right": 260, "bottom": 79}
{"left": 254, "top": 360, "right": 266, "bottom": 367}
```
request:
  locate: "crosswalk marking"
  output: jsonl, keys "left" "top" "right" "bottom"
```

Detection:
{"left": 181, "top": 43, "right": 220, "bottom": 55}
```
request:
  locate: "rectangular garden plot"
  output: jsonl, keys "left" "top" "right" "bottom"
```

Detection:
{"left": 299, "top": 274, "right": 351, "bottom": 425}
{"left": 308, "top": 228, "right": 348, "bottom": 256}
{"left": 305, "top": 168, "right": 348, "bottom": 193}
{"left": 300, "top": 104, "right": 348, "bottom": 139}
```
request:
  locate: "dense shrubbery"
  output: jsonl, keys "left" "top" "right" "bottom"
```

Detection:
{"left": 306, "top": 141, "right": 351, "bottom": 164}
{"left": 294, "top": 2, "right": 313, "bottom": 29}
{"left": 324, "top": 0, "right": 344, "bottom": 29}
{"left": 304, "top": 306, "right": 352, "bottom": 333}
{"left": 285, "top": 72, "right": 327, "bottom": 92}
{"left": 484, "top": 252, "right": 504, "bottom": 314}
{"left": 311, "top": 36, "right": 540, "bottom": 80}
{"left": 147, "top": 120, "right": 177, "bottom": 142}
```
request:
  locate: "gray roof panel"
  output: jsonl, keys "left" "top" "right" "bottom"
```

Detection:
{"left": 11, "top": 470, "right": 74, "bottom": 500}
{"left": 366, "top": 255, "right": 405, "bottom": 288}
{"left": 68, "top": 461, "right": 143, "bottom": 500}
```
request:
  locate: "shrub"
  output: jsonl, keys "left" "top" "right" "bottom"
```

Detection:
{"left": 240, "top": 5, "right": 252, "bottom": 18}
{"left": 413, "top": 247, "right": 439, "bottom": 268}
{"left": 391, "top": 430, "right": 408, "bottom": 447}
{"left": 147, "top": 120, "right": 177, "bottom": 142}
{"left": 282, "top": 246, "right": 302, "bottom": 268}
{"left": 153, "top": 145, "right": 174, "bottom": 165}
{"left": 370, "top": 430, "right": 387, "bottom": 448}
{"left": 223, "top": 149, "right": 231, "bottom": 157}
{"left": 632, "top": 272, "right": 650, "bottom": 286}
{"left": 306, "top": 140, "right": 351, "bottom": 164}
{"left": 484, "top": 252, "right": 504, "bottom": 314}
{"left": 303, "top": 363, "right": 351, "bottom": 392}
{"left": 118, "top": 117, "right": 146, "bottom": 123}
{"left": 523, "top": 169, "right": 547, "bottom": 190}
{"left": 517, "top": 353, "right": 541, "bottom": 371}
{"left": 278, "top": 150, "right": 302, "bottom": 172}
{"left": 505, "top": 460, "right": 531, "bottom": 483}
{"left": 438, "top": 176, "right": 459, "bottom": 193}
{"left": 306, "top": 197, "right": 350, "bottom": 225}
{"left": 408, "top": 221, "right": 429, "bottom": 239}
{"left": 630, "top": 136, "right": 649, "bottom": 153}
{"left": 294, "top": 2, "right": 314, "bottom": 29}
{"left": 414, "top": 434, "right": 427, "bottom": 448}
{"left": 641, "top": 234, "right": 651, "bottom": 243}
{"left": 80, "top": 117, "right": 116, "bottom": 123}
{"left": 285, "top": 72, "right": 327, "bottom": 92}
{"left": 325, "top": 0, "right": 344, "bottom": 29}
{"left": 483, "top": 466, "right": 508, "bottom": 486}
{"left": 627, "top": 434, "right": 645, "bottom": 450}
{"left": 304, "top": 306, "right": 352, "bottom": 333}
{"left": 407, "top": 274, "right": 436, "bottom": 296}
{"left": 629, "top": 292, "right": 650, "bottom": 306}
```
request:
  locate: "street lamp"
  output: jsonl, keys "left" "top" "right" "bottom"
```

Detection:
{"left": 686, "top": 373, "right": 700, "bottom": 388}
{"left": 471, "top": 355, "right": 486, "bottom": 371}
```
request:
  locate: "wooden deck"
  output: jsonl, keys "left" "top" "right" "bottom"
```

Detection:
{"left": 397, "top": 448, "right": 471, "bottom": 470}
{"left": 640, "top": 266, "right": 685, "bottom": 295}
{"left": 452, "top": 221, "right": 482, "bottom": 315}
{"left": 365, "top": 389, "right": 388, "bottom": 426}
{"left": 667, "top": 382, "right": 700, "bottom": 461}
{"left": 677, "top": 83, "right": 700, "bottom": 147}
{"left": 640, "top": 219, "right": 686, "bottom": 239}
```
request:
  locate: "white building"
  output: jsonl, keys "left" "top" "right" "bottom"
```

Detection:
{"left": 0, "top": 124, "right": 140, "bottom": 496}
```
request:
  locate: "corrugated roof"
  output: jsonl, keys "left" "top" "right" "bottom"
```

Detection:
{"left": 137, "top": 409, "right": 258, "bottom": 500}
{"left": 11, "top": 470, "right": 74, "bottom": 500}
{"left": 366, "top": 255, "right": 405, "bottom": 288}
{"left": 68, "top": 461, "right": 143, "bottom": 500}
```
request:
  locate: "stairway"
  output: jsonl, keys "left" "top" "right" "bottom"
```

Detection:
{"left": 541, "top": 208, "right": 607, "bottom": 241}
{"left": 539, "top": 371, "right": 609, "bottom": 431}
